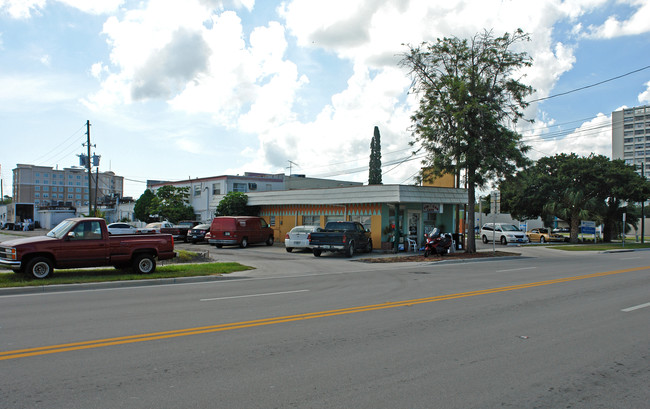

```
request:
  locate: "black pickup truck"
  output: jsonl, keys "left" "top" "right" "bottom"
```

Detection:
{"left": 308, "top": 221, "right": 372, "bottom": 257}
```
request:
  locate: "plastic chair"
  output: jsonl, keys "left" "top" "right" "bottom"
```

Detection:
{"left": 406, "top": 237, "right": 417, "bottom": 252}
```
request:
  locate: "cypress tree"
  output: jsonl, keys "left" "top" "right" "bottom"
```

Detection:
{"left": 369, "top": 126, "right": 382, "bottom": 185}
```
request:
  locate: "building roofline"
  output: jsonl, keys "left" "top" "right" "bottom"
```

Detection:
{"left": 244, "top": 184, "right": 468, "bottom": 206}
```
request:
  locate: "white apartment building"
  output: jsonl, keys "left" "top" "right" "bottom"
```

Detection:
{"left": 612, "top": 104, "right": 650, "bottom": 173}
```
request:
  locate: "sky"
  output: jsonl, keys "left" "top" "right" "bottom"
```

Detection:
{"left": 1, "top": 0, "right": 649, "bottom": 199}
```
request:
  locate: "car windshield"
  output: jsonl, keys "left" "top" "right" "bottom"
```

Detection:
{"left": 46, "top": 220, "right": 77, "bottom": 238}
{"left": 501, "top": 225, "right": 520, "bottom": 231}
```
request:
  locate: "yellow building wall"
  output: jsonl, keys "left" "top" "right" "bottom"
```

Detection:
{"left": 260, "top": 204, "right": 382, "bottom": 249}
{"left": 422, "top": 169, "right": 456, "bottom": 188}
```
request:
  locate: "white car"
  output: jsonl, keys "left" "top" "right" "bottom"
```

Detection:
{"left": 136, "top": 221, "right": 173, "bottom": 234}
{"left": 284, "top": 225, "right": 321, "bottom": 252}
{"left": 480, "top": 223, "right": 529, "bottom": 245}
{"left": 107, "top": 222, "right": 137, "bottom": 235}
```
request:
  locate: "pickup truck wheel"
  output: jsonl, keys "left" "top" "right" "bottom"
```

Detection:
{"left": 364, "top": 239, "right": 373, "bottom": 253}
{"left": 313, "top": 249, "right": 322, "bottom": 257}
{"left": 26, "top": 257, "right": 53, "bottom": 279}
{"left": 266, "top": 236, "right": 274, "bottom": 246}
{"left": 240, "top": 238, "right": 249, "bottom": 248}
{"left": 500, "top": 236, "right": 507, "bottom": 245}
{"left": 540, "top": 236, "right": 546, "bottom": 243}
{"left": 286, "top": 247, "right": 293, "bottom": 253}
{"left": 133, "top": 254, "right": 156, "bottom": 274}
{"left": 216, "top": 244, "right": 223, "bottom": 248}
{"left": 346, "top": 242, "right": 355, "bottom": 258}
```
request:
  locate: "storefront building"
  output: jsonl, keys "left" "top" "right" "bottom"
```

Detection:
{"left": 247, "top": 184, "right": 468, "bottom": 250}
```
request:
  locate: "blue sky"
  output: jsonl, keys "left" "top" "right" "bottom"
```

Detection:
{"left": 1, "top": 0, "right": 649, "bottom": 198}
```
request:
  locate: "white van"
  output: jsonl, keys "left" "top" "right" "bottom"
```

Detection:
{"left": 480, "top": 223, "right": 529, "bottom": 245}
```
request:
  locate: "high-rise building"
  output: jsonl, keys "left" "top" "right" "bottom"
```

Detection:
{"left": 12, "top": 164, "right": 124, "bottom": 209}
{"left": 612, "top": 104, "right": 650, "bottom": 174}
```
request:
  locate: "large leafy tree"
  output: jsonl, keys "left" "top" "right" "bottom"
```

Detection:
{"left": 216, "top": 192, "right": 250, "bottom": 216}
{"left": 400, "top": 29, "right": 534, "bottom": 253}
{"left": 153, "top": 185, "right": 195, "bottom": 224}
{"left": 501, "top": 154, "right": 650, "bottom": 242}
{"left": 134, "top": 189, "right": 156, "bottom": 223}
{"left": 369, "top": 126, "right": 383, "bottom": 185}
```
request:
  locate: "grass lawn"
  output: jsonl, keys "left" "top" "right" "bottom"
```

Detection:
{"left": 548, "top": 242, "right": 650, "bottom": 251}
{"left": 0, "top": 261, "right": 253, "bottom": 288}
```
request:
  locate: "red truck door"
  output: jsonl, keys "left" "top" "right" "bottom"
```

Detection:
{"left": 55, "top": 220, "right": 110, "bottom": 268}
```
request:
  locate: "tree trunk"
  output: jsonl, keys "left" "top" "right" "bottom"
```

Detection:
{"left": 466, "top": 181, "right": 476, "bottom": 253}
{"left": 569, "top": 213, "right": 580, "bottom": 243}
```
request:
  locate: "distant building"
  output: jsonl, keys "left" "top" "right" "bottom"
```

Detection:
{"left": 612, "top": 104, "right": 650, "bottom": 174}
{"left": 13, "top": 163, "right": 124, "bottom": 208}
{"left": 149, "top": 172, "right": 363, "bottom": 221}
{"left": 9, "top": 164, "right": 128, "bottom": 227}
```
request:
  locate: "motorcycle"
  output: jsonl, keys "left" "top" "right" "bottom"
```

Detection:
{"left": 423, "top": 228, "right": 452, "bottom": 257}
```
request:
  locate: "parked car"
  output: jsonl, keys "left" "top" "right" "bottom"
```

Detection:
{"left": 480, "top": 223, "right": 529, "bottom": 245}
{"left": 187, "top": 223, "right": 211, "bottom": 244}
{"left": 107, "top": 222, "right": 138, "bottom": 235}
{"left": 136, "top": 221, "right": 174, "bottom": 234}
{"left": 526, "top": 227, "right": 565, "bottom": 243}
{"left": 207, "top": 216, "right": 274, "bottom": 248}
{"left": 284, "top": 225, "right": 321, "bottom": 252}
{"left": 160, "top": 220, "right": 201, "bottom": 242}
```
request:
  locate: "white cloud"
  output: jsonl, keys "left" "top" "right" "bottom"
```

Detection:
{"left": 639, "top": 80, "right": 650, "bottom": 104}
{"left": 526, "top": 113, "right": 612, "bottom": 160}
{"left": 582, "top": 0, "right": 650, "bottom": 38}
{"left": 0, "top": 0, "right": 45, "bottom": 18}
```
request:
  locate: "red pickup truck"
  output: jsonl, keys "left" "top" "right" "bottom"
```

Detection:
{"left": 0, "top": 217, "right": 175, "bottom": 279}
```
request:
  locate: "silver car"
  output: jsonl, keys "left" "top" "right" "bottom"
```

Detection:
{"left": 284, "top": 225, "right": 321, "bottom": 253}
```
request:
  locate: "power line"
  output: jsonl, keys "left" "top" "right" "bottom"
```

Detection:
{"left": 527, "top": 64, "right": 650, "bottom": 103}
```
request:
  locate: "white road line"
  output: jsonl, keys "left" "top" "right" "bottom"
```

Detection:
{"left": 621, "top": 302, "right": 650, "bottom": 312}
{"left": 496, "top": 267, "right": 537, "bottom": 273}
{"left": 200, "top": 289, "right": 309, "bottom": 301}
{"left": 620, "top": 257, "right": 641, "bottom": 260}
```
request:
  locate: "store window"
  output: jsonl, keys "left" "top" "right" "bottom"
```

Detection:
{"left": 302, "top": 215, "right": 319, "bottom": 226}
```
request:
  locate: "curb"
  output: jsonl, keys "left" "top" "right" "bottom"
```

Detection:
{"left": 0, "top": 274, "right": 246, "bottom": 296}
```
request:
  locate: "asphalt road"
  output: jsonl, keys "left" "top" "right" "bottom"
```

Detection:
{"left": 1, "top": 239, "right": 649, "bottom": 408}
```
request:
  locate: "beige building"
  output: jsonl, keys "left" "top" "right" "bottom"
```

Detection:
{"left": 12, "top": 164, "right": 124, "bottom": 209}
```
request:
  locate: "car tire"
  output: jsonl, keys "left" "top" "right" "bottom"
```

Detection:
{"left": 540, "top": 236, "right": 546, "bottom": 243}
{"left": 240, "top": 237, "right": 248, "bottom": 248}
{"left": 266, "top": 236, "right": 274, "bottom": 246}
{"left": 313, "top": 249, "right": 322, "bottom": 257}
{"left": 482, "top": 235, "right": 488, "bottom": 244}
{"left": 133, "top": 253, "right": 156, "bottom": 274}
{"left": 365, "top": 239, "right": 373, "bottom": 253}
{"left": 500, "top": 236, "right": 507, "bottom": 245}
{"left": 26, "top": 257, "right": 53, "bottom": 279}
{"left": 286, "top": 247, "right": 293, "bottom": 253}
{"left": 346, "top": 242, "right": 355, "bottom": 258}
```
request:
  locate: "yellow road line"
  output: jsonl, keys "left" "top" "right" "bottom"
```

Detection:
{"left": 2, "top": 265, "right": 647, "bottom": 361}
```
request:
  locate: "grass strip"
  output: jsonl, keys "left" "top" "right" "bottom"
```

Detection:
{"left": 0, "top": 262, "right": 253, "bottom": 288}
{"left": 548, "top": 242, "right": 650, "bottom": 251}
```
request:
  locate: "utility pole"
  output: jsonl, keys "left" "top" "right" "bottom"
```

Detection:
{"left": 642, "top": 163, "right": 645, "bottom": 244}
{"left": 83, "top": 120, "right": 95, "bottom": 216}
